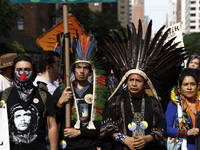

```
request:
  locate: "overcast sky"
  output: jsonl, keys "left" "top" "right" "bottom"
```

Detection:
{"left": 145, "top": 0, "right": 170, "bottom": 33}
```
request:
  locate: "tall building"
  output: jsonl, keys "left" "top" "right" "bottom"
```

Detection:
{"left": 131, "top": 0, "right": 146, "bottom": 37}
{"left": 177, "top": 0, "right": 186, "bottom": 34}
{"left": 167, "top": 0, "right": 177, "bottom": 27}
{"left": 12, "top": 3, "right": 55, "bottom": 38}
{"left": 129, "top": 0, "right": 134, "bottom": 24}
{"left": 185, "top": 0, "right": 190, "bottom": 33}
{"left": 132, "top": 0, "right": 144, "bottom": 28}
{"left": 88, "top": 2, "right": 102, "bottom": 12}
{"left": 177, "top": 0, "right": 182, "bottom": 23}
{"left": 168, "top": 0, "right": 200, "bottom": 34}
{"left": 8, "top": 3, "right": 56, "bottom": 61}
{"left": 118, "top": 0, "right": 145, "bottom": 37}
{"left": 88, "top": 2, "right": 117, "bottom": 15}
{"left": 187, "top": 0, "right": 200, "bottom": 33}
{"left": 118, "top": 0, "right": 130, "bottom": 27}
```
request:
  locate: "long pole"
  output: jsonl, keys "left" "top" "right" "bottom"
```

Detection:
{"left": 63, "top": 4, "right": 71, "bottom": 128}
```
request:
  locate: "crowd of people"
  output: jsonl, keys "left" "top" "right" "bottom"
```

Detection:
{"left": 0, "top": 21, "right": 200, "bottom": 150}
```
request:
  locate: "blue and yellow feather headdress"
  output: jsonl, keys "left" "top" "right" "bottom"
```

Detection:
{"left": 70, "top": 31, "right": 108, "bottom": 130}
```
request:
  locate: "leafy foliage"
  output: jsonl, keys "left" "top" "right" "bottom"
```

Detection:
{"left": 69, "top": 6, "right": 121, "bottom": 42}
{"left": 0, "top": 0, "right": 24, "bottom": 54}
{"left": 0, "top": 41, "right": 26, "bottom": 55}
{"left": 0, "top": 0, "right": 23, "bottom": 37}
{"left": 183, "top": 32, "right": 200, "bottom": 56}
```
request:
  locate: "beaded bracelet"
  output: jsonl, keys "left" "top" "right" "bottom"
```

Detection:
{"left": 177, "top": 129, "right": 187, "bottom": 138}
{"left": 115, "top": 132, "right": 127, "bottom": 143}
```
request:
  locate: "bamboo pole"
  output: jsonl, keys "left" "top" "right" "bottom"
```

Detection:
{"left": 63, "top": 4, "right": 71, "bottom": 128}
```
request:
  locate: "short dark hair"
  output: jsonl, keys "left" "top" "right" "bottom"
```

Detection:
{"left": 179, "top": 68, "right": 199, "bottom": 86}
{"left": 38, "top": 51, "right": 60, "bottom": 73}
{"left": 11, "top": 55, "right": 37, "bottom": 80}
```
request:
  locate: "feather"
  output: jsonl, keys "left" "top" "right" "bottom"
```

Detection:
{"left": 85, "top": 38, "right": 97, "bottom": 60}
{"left": 130, "top": 22, "right": 138, "bottom": 69}
{"left": 145, "top": 25, "right": 165, "bottom": 58}
{"left": 104, "top": 34, "right": 127, "bottom": 70}
{"left": 72, "top": 36, "right": 83, "bottom": 60}
{"left": 80, "top": 33, "right": 85, "bottom": 59}
{"left": 113, "top": 31, "right": 127, "bottom": 62}
{"left": 140, "top": 20, "right": 152, "bottom": 69}
{"left": 136, "top": 20, "right": 143, "bottom": 69}
{"left": 99, "top": 20, "right": 188, "bottom": 110}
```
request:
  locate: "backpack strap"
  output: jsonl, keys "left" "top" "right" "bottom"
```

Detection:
{"left": 37, "top": 82, "right": 48, "bottom": 117}
{"left": 1, "top": 87, "right": 12, "bottom": 103}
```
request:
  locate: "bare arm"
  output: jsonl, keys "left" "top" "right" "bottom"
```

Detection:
{"left": 64, "top": 128, "right": 81, "bottom": 138}
{"left": 0, "top": 101, "right": 3, "bottom": 108}
{"left": 57, "top": 87, "right": 72, "bottom": 108}
{"left": 47, "top": 114, "right": 58, "bottom": 150}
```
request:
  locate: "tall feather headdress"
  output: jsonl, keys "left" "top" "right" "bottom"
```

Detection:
{"left": 70, "top": 31, "right": 108, "bottom": 129}
{"left": 99, "top": 20, "right": 188, "bottom": 110}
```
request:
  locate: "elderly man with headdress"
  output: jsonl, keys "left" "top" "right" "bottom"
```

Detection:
{"left": 56, "top": 32, "right": 108, "bottom": 150}
{"left": 99, "top": 20, "right": 188, "bottom": 150}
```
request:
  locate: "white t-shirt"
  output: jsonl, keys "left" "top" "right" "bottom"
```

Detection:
{"left": 0, "top": 74, "right": 14, "bottom": 92}
{"left": 33, "top": 76, "right": 59, "bottom": 95}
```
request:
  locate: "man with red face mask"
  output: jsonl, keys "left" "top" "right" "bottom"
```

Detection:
{"left": 0, "top": 55, "right": 58, "bottom": 150}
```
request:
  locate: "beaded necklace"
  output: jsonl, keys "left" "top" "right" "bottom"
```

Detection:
{"left": 128, "top": 95, "right": 147, "bottom": 136}
{"left": 130, "top": 96, "right": 145, "bottom": 124}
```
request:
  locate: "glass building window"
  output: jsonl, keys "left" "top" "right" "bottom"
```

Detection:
{"left": 17, "top": 18, "right": 24, "bottom": 31}
{"left": 94, "top": 3, "right": 99, "bottom": 6}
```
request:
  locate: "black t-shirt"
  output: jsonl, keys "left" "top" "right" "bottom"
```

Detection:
{"left": 57, "top": 83, "right": 101, "bottom": 150}
{"left": 0, "top": 86, "right": 56, "bottom": 150}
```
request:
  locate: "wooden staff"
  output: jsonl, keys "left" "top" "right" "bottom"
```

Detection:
{"left": 63, "top": 4, "right": 71, "bottom": 128}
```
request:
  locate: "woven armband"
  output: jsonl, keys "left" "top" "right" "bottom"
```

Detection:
{"left": 177, "top": 129, "right": 187, "bottom": 138}
{"left": 115, "top": 132, "right": 127, "bottom": 143}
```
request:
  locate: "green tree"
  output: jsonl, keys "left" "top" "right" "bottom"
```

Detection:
{"left": 69, "top": 6, "right": 121, "bottom": 42}
{"left": 183, "top": 32, "right": 200, "bottom": 56}
{"left": 0, "top": 41, "right": 25, "bottom": 55}
{"left": 69, "top": 7, "right": 93, "bottom": 32}
{"left": 0, "top": 0, "right": 24, "bottom": 54}
{"left": 0, "top": 0, "right": 23, "bottom": 37}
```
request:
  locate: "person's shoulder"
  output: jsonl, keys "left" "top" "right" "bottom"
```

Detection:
{"left": 0, "top": 74, "right": 4, "bottom": 78}
{"left": 0, "top": 74, "right": 6, "bottom": 81}
{"left": 33, "top": 75, "right": 41, "bottom": 86}
{"left": 109, "top": 90, "right": 126, "bottom": 103}
{"left": 33, "top": 76, "right": 49, "bottom": 86}
{"left": 168, "top": 100, "right": 177, "bottom": 107}
{"left": 145, "top": 95, "right": 158, "bottom": 103}
{"left": 146, "top": 95, "right": 163, "bottom": 108}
